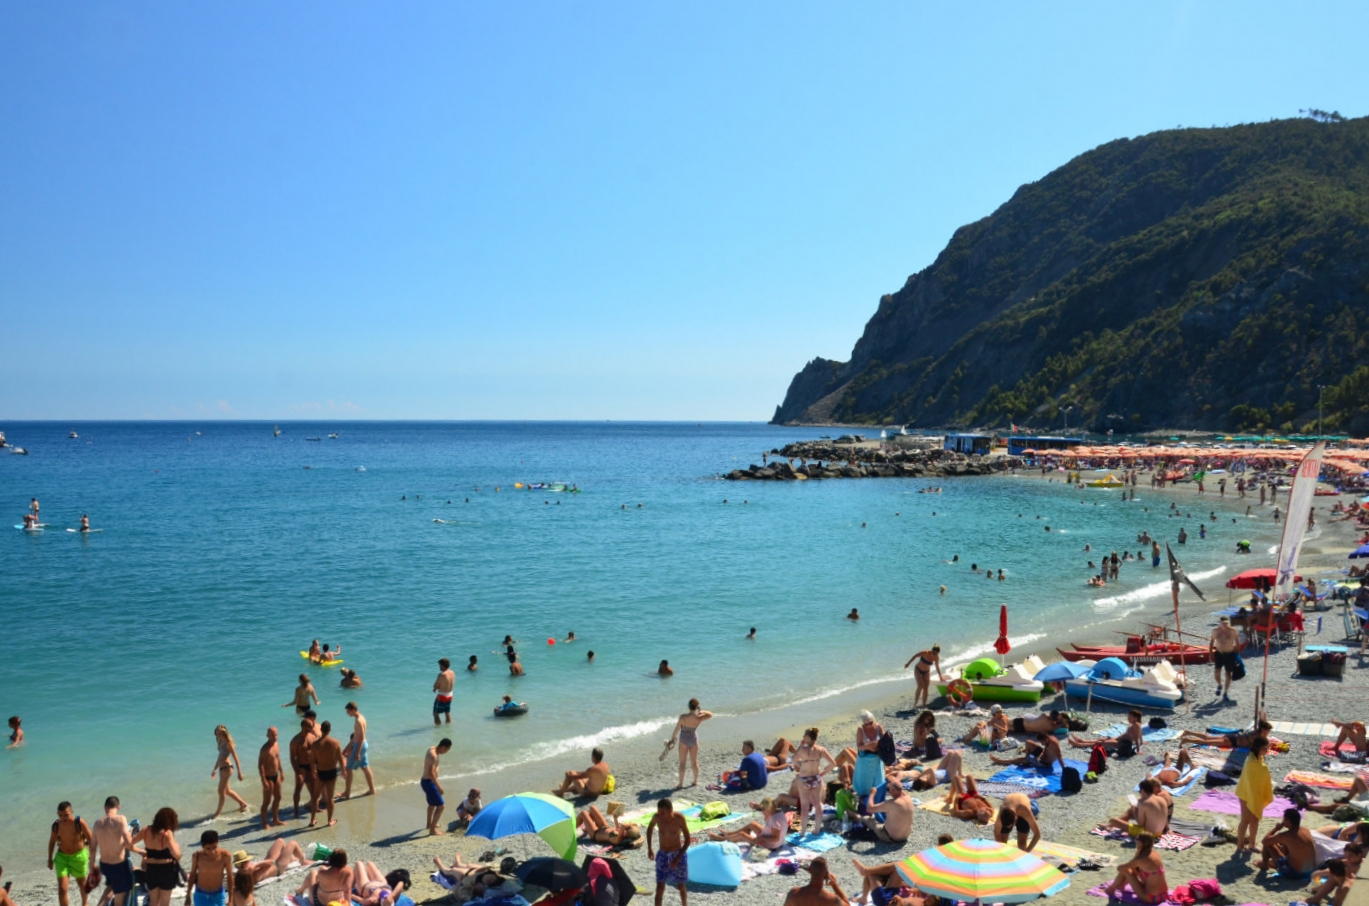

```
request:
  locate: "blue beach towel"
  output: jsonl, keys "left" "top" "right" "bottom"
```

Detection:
{"left": 1099, "top": 723, "right": 1181, "bottom": 742}
{"left": 785, "top": 832, "right": 845, "bottom": 853}
{"left": 986, "top": 759, "right": 1088, "bottom": 794}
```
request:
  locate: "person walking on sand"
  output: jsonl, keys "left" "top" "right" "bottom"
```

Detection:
{"left": 91, "top": 796, "right": 135, "bottom": 906}
{"left": 186, "top": 830, "right": 234, "bottom": 906}
{"left": 422, "top": 740, "right": 452, "bottom": 836}
{"left": 282, "top": 675, "right": 320, "bottom": 717}
{"left": 1210, "top": 616, "right": 1241, "bottom": 700}
{"left": 211, "top": 726, "right": 251, "bottom": 817}
{"left": 308, "top": 721, "right": 344, "bottom": 827}
{"left": 48, "top": 801, "right": 93, "bottom": 906}
{"left": 669, "top": 699, "right": 713, "bottom": 789}
{"left": 288, "top": 717, "right": 317, "bottom": 820}
{"left": 339, "top": 702, "right": 375, "bottom": 800}
{"left": 257, "top": 727, "right": 284, "bottom": 830}
{"left": 647, "top": 799, "right": 691, "bottom": 906}
{"left": 433, "top": 658, "right": 455, "bottom": 725}
{"left": 783, "top": 856, "right": 849, "bottom": 906}
{"left": 132, "top": 808, "right": 181, "bottom": 906}
{"left": 903, "top": 645, "right": 943, "bottom": 709}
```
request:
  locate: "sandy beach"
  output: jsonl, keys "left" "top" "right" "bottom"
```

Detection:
{"left": 6, "top": 471, "right": 1365, "bottom": 906}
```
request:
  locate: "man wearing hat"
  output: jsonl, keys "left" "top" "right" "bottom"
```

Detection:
{"left": 1209, "top": 615, "right": 1241, "bottom": 701}
{"left": 783, "top": 857, "right": 850, "bottom": 906}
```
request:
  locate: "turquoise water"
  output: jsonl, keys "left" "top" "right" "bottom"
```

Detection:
{"left": 0, "top": 421, "right": 1273, "bottom": 856}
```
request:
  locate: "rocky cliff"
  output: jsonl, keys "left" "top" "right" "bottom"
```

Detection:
{"left": 773, "top": 115, "right": 1369, "bottom": 435}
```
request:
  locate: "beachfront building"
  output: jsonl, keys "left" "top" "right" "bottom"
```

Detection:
{"left": 1006, "top": 435, "right": 1084, "bottom": 456}
{"left": 944, "top": 434, "right": 992, "bottom": 455}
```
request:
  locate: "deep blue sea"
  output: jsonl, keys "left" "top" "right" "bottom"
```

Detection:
{"left": 0, "top": 421, "right": 1272, "bottom": 855}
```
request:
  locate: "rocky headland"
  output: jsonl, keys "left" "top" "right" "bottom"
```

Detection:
{"left": 724, "top": 437, "right": 1020, "bottom": 480}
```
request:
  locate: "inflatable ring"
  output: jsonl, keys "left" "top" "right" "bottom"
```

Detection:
{"left": 946, "top": 678, "right": 974, "bottom": 706}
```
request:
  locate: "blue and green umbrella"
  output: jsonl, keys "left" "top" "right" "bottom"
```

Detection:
{"left": 466, "top": 792, "right": 577, "bottom": 860}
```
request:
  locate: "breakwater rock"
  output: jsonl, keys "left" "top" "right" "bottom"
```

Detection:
{"left": 724, "top": 440, "right": 1021, "bottom": 481}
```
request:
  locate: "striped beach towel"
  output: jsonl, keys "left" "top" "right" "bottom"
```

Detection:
{"left": 1271, "top": 720, "right": 1339, "bottom": 737}
{"left": 1284, "top": 770, "right": 1355, "bottom": 790}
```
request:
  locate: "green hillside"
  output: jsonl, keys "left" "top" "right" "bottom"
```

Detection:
{"left": 772, "top": 114, "right": 1369, "bottom": 436}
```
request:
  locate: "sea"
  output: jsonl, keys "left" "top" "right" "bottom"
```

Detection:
{"left": 0, "top": 421, "right": 1280, "bottom": 858}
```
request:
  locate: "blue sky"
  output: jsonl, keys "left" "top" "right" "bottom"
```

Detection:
{"left": 3, "top": 2, "right": 1366, "bottom": 420}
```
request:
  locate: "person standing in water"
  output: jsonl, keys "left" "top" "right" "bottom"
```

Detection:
{"left": 258, "top": 727, "right": 284, "bottom": 830}
{"left": 902, "top": 645, "right": 943, "bottom": 709}
{"left": 211, "top": 725, "right": 251, "bottom": 817}
{"left": 669, "top": 700, "right": 714, "bottom": 789}
{"left": 282, "top": 675, "right": 319, "bottom": 717}
{"left": 7, "top": 715, "right": 22, "bottom": 747}
{"left": 433, "top": 658, "right": 455, "bottom": 725}
{"left": 340, "top": 702, "right": 375, "bottom": 799}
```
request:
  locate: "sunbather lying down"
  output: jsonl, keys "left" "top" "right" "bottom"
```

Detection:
{"left": 1177, "top": 720, "right": 1271, "bottom": 750}
{"left": 577, "top": 803, "right": 642, "bottom": 846}
{"left": 764, "top": 738, "right": 796, "bottom": 769}
{"left": 886, "top": 751, "right": 965, "bottom": 793}
{"left": 851, "top": 856, "right": 931, "bottom": 906}
{"left": 1151, "top": 748, "right": 1196, "bottom": 787}
{"left": 431, "top": 854, "right": 511, "bottom": 899}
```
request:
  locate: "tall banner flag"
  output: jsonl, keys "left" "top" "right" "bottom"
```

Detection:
{"left": 1273, "top": 442, "right": 1325, "bottom": 600}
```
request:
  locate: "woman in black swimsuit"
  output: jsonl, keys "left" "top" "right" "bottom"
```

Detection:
{"left": 132, "top": 807, "right": 181, "bottom": 906}
{"left": 903, "top": 645, "right": 943, "bottom": 708}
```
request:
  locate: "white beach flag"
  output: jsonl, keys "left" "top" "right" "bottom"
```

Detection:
{"left": 1272, "top": 441, "right": 1325, "bottom": 600}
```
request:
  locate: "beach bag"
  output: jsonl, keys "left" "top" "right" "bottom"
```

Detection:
{"left": 1148, "top": 717, "right": 1167, "bottom": 730}
{"left": 1278, "top": 783, "right": 1320, "bottom": 809}
{"left": 877, "top": 731, "right": 897, "bottom": 766}
{"left": 1088, "top": 745, "right": 1109, "bottom": 776}
{"left": 602, "top": 774, "right": 616, "bottom": 794}
{"left": 1205, "top": 770, "right": 1235, "bottom": 787}
{"left": 1116, "top": 736, "right": 1136, "bottom": 758}
{"left": 1060, "top": 766, "right": 1083, "bottom": 793}
{"left": 1230, "top": 654, "right": 1246, "bottom": 682}
{"left": 924, "top": 733, "right": 943, "bottom": 761}
{"left": 699, "top": 801, "right": 729, "bottom": 821}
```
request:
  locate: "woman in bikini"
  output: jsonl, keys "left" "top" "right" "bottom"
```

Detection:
{"left": 911, "top": 711, "right": 938, "bottom": 752}
{"left": 294, "top": 850, "right": 353, "bottom": 906}
{"left": 710, "top": 798, "right": 789, "bottom": 849}
{"left": 352, "top": 862, "right": 409, "bottom": 906}
{"left": 669, "top": 699, "right": 714, "bottom": 789}
{"left": 950, "top": 774, "right": 994, "bottom": 824}
{"left": 902, "top": 645, "right": 943, "bottom": 709}
{"left": 577, "top": 804, "right": 642, "bottom": 846}
{"left": 791, "top": 727, "right": 837, "bottom": 838}
{"left": 233, "top": 839, "right": 310, "bottom": 884}
{"left": 211, "top": 725, "right": 251, "bottom": 817}
{"left": 1104, "top": 832, "right": 1168, "bottom": 904}
{"left": 132, "top": 807, "right": 181, "bottom": 906}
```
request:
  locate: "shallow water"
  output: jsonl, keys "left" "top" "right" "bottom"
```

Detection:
{"left": 0, "top": 421, "right": 1278, "bottom": 856}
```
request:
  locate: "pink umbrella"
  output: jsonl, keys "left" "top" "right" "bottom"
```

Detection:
{"left": 994, "top": 604, "right": 1011, "bottom": 657}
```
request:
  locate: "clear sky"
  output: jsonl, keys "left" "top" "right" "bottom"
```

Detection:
{"left": 3, "top": 2, "right": 1366, "bottom": 421}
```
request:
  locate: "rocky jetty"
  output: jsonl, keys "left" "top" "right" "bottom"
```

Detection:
{"left": 724, "top": 439, "right": 1020, "bottom": 481}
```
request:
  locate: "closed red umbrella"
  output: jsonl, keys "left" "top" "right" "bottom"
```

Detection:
{"left": 994, "top": 604, "right": 1011, "bottom": 657}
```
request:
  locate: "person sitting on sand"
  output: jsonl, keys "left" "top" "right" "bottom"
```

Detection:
{"left": 1104, "top": 779, "right": 1168, "bottom": 837}
{"left": 1070, "top": 709, "right": 1144, "bottom": 754}
{"left": 1102, "top": 832, "right": 1167, "bottom": 904}
{"left": 991, "top": 732, "right": 1062, "bottom": 771}
{"left": 709, "top": 797, "right": 789, "bottom": 849}
{"left": 1255, "top": 807, "right": 1316, "bottom": 878}
{"left": 911, "top": 711, "right": 938, "bottom": 752}
{"left": 858, "top": 782, "right": 913, "bottom": 843}
{"left": 578, "top": 804, "right": 642, "bottom": 847}
{"left": 455, "top": 789, "right": 482, "bottom": 827}
{"left": 994, "top": 793, "right": 1042, "bottom": 851}
{"left": 352, "top": 862, "right": 408, "bottom": 906}
{"left": 294, "top": 850, "right": 353, "bottom": 906}
{"left": 552, "top": 748, "right": 610, "bottom": 798}
{"left": 1331, "top": 721, "right": 1368, "bottom": 754}
{"left": 231, "top": 840, "right": 311, "bottom": 884}
{"left": 763, "top": 738, "right": 796, "bottom": 770}
{"left": 722, "top": 740, "right": 768, "bottom": 792}
{"left": 1307, "top": 857, "right": 1355, "bottom": 906}
{"left": 1007, "top": 711, "right": 1067, "bottom": 736}
{"left": 960, "top": 704, "right": 1008, "bottom": 745}
{"left": 949, "top": 775, "right": 994, "bottom": 824}
{"left": 1178, "top": 719, "right": 1272, "bottom": 750}
{"left": 850, "top": 858, "right": 928, "bottom": 906}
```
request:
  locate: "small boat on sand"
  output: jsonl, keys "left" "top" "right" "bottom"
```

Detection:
{"left": 1058, "top": 635, "right": 1211, "bottom": 666}
{"left": 1065, "top": 657, "right": 1185, "bottom": 709}
{"left": 937, "top": 655, "right": 1047, "bottom": 703}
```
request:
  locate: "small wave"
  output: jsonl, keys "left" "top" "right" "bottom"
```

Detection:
{"left": 1093, "top": 566, "right": 1227, "bottom": 611}
{"left": 434, "top": 717, "right": 676, "bottom": 782}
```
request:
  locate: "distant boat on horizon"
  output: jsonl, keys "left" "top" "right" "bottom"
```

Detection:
{"left": 273, "top": 425, "right": 280, "bottom": 437}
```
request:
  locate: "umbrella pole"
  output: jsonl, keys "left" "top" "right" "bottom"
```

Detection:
{"left": 1173, "top": 581, "right": 1190, "bottom": 715}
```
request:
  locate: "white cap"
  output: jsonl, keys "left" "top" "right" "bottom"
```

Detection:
{"left": 989, "top": 704, "right": 1002, "bottom": 713}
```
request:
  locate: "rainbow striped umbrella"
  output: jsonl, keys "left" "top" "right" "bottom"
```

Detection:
{"left": 896, "top": 838, "right": 1070, "bottom": 904}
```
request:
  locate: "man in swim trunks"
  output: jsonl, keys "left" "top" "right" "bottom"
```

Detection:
{"left": 1007, "top": 711, "right": 1066, "bottom": 736}
{"left": 308, "top": 721, "right": 344, "bottom": 827}
{"left": 422, "top": 739, "right": 452, "bottom": 836}
{"left": 90, "top": 797, "right": 135, "bottom": 906}
{"left": 48, "top": 801, "right": 93, "bottom": 906}
{"left": 258, "top": 727, "right": 284, "bottom": 829}
{"left": 1105, "top": 779, "right": 1168, "bottom": 837}
{"left": 552, "top": 748, "right": 610, "bottom": 798}
{"left": 433, "top": 659, "right": 455, "bottom": 725}
{"left": 991, "top": 732, "right": 1062, "bottom": 771}
{"left": 1256, "top": 808, "right": 1316, "bottom": 878}
{"left": 994, "top": 793, "right": 1041, "bottom": 851}
{"left": 283, "top": 674, "right": 320, "bottom": 717}
{"left": 859, "top": 781, "right": 913, "bottom": 843}
{"left": 340, "top": 702, "right": 375, "bottom": 800}
{"left": 1210, "top": 617, "right": 1241, "bottom": 701}
{"left": 186, "top": 831, "right": 233, "bottom": 906}
{"left": 647, "top": 799, "right": 690, "bottom": 906}
{"left": 289, "top": 716, "right": 318, "bottom": 819}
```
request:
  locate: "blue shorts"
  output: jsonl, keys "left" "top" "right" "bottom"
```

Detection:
{"left": 655, "top": 851, "right": 688, "bottom": 886}
{"left": 434, "top": 697, "right": 452, "bottom": 715}
{"left": 348, "top": 741, "right": 369, "bottom": 770}
{"left": 100, "top": 860, "right": 134, "bottom": 895}
{"left": 421, "top": 778, "right": 444, "bottom": 807}
{"left": 193, "top": 888, "right": 227, "bottom": 906}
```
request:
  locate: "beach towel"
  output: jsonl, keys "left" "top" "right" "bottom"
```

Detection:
{"left": 1284, "top": 770, "right": 1355, "bottom": 790}
{"left": 1271, "top": 721, "right": 1339, "bottom": 737}
{"left": 1087, "top": 828, "right": 1200, "bottom": 852}
{"left": 735, "top": 843, "right": 823, "bottom": 882}
{"left": 684, "top": 809, "right": 753, "bottom": 833}
{"left": 1032, "top": 841, "right": 1116, "bottom": 866}
{"left": 1319, "top": 740, "right": 1367, "bottom": 760}
{"left": 1085, "top": 882, "right": 1179, "bottom": 905}
{"left": 1189, "top": 789, "right": 1296, "bottom": 819}
{"left": 783, "top": 832, "right": 845, "bottom": 853}
{"left": 976, "top": 780, "right": 1048, "bottom": 800}
{"left": 1099, "top": 723, "right": 1182, "bottom": 742}
{"left": 917, "top": 796, "right": 992, "bottom": 825}
{"left": 1139, "top": 766, "right": 1207, "bottom": 797}
{"left": 1187, "top": 747, "right": 1247, "bottom": 774}
{"left": 986, "top": 759, "right": 1088, "bottom": 795}
{"left": 1319, "top": 761, "right": 1367, "bottom": 775}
